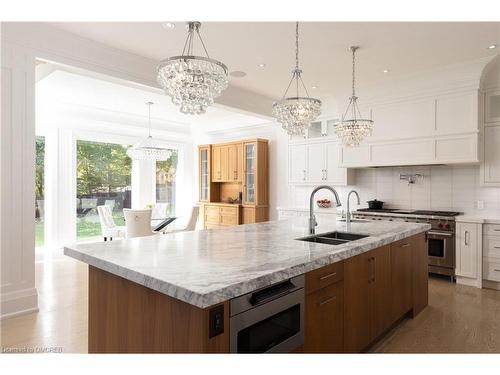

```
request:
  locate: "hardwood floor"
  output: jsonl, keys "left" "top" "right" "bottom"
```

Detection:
{"left": 1, "top": 248, "right": 500, "bottom": 353}
{"left": 1, "top": 248, "right": 88, "bottom": 353}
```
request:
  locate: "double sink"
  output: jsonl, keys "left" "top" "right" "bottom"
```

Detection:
{"left": 297, "top": 231, "right": 369, "bottom": 246}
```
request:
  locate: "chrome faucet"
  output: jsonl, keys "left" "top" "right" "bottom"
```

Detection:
{"left": 309, "top": 185, "right": 342, "bottom": 234}
{"left": 346, "top": 190, "right": 361, "bottom": 225}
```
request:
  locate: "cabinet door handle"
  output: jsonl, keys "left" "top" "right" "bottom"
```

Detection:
{"left": 318, "top": 296, "right": 336, "bottom": 306}
{"left": 464, "top": 230, "right": 469, "bottom": 246}
{"left": 494, "top": 269, "right": 500, "bottom": 272}
{"left": 401, "top": 243, "right": 410, "bottom": 248}
{"left": 494, "top": 246, "right": 500, "bottom": 249}
{"left": 324, "top": 169, "right": 328, "bottom": 181}
{"left": 319, "top": 272, "right": 337, "bottom": 281}
{"left": 303, "top": 170, "right": 306, "bottom": 181}
{"left": 372, "top": 257, "right": 376, "bottom": 283}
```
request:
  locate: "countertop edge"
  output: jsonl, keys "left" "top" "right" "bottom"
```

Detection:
{"left": 64, "top": 224, "right": 430, "bottom": 309}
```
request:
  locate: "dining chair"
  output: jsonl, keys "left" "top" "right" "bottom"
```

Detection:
{"left": 97, "top": 205, "right": 126, "bottom": 241}
{"left": 169, "top": 206, "right": 200, "bottom": 233}
{"left": 123, "top": 209, "right": 155, "bottom": 238}
{"left": 104, "top": 199, "right": 116, "bottom": 211}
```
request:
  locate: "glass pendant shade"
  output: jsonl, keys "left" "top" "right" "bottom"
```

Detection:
{"left": 127, "top": 102, "right": 172, "bottom": 161}
{"left": 157, "top": 22, "right": 228, "bottom": 115}
{"left": 126, "top": 136, "right": 172, "bottom": 161}
{"left": 273, "top": 22, "right": 321, "bottom": 136}
{"left": 335, "top": 46, "right": 374, "bottom": 147}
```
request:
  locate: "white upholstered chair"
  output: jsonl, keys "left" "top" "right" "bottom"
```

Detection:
{"left": 123, "top": 209, "right": 155, "bottom": 239}
{"left": 97, "top": 205, "right": 126, "bottom": 241}
{"left": 169, "top": 206, "right": 200, "bottom": 233}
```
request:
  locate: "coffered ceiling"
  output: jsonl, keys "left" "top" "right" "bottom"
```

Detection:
{"left": 50, "top": 22, "right": 500, "bottom": 101}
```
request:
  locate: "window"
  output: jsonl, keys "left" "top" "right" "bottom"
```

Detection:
{"left": 76, "top": 140, "right": 132, "bottom": 241}
{"left": 156, "top": 150, "right": 178, "bottom": 217}
{"left": 35, "top": 136, "right": 45, "bottom": 247}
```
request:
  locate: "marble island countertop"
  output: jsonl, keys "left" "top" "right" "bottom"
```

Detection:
{"left": 64, "top": 217, "right": 430, "bottom": 309}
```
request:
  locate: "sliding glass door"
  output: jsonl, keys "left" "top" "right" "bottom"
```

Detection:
{"left": 155, "top": 150, "right": 178, "bottom": 217}
{"left": 35, "top": 136, "right": 45, "bottom": 247}
{"left": 76, "top": 140, "right": 132, "bottom": 241}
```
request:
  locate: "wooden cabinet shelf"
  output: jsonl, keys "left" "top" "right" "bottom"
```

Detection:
{"left": 198, "top": 139, "right": 268, "bottom": 229}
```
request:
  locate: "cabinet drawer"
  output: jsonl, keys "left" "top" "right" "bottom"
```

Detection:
{"left": 483, "top": 259, "right": 500, "bottom": 282}
{"left": 220, "top": 206, "right": 238, "bottom": 215}
{"left": 306, "top": 261, "right": 344, "bottom": 294}
{"left": 483, "top": 224, "right": 500, "bottom": 237}
{"left": 483, "top": 237, "right": 500, "bottom": 259}
{"left": 204, "top": 206, "right": 220, "bottom": 216}
{"left": 220, "top": 214, "right": 239, "bottom": 226}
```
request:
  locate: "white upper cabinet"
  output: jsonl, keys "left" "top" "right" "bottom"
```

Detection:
{"left": 325, "top": 142, "right": 354, "bottom": 185}
{"left": 288, "top": 140, "right": 354, "bottom": 186}
{"left": 480, "top": 89, "right": 500, "bottom": 186}
{"left": 485, "top": 89, "right": 500, "bottom": 123}
{"left": 307, "top": 143, "right": 326, "bottom": 183}
{"left": 481, "top": 125, "right": 500, "bottom": 185}
{"left": 339, "top": 90, "right": 480, "bottom": 168}
{"left": 436, "top": 93, "right": 477, "bottom": 133}
{"left": 289, "top": 144, "right": 307, "bottom": 183}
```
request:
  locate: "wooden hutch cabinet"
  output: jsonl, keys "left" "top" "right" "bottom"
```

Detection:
{"left": 198, "top": 139, "right": 268, "bottom": 229}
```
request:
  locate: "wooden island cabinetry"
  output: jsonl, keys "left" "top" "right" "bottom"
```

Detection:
{"left": 82, "top": 231, "right": 428, "bottom": 353}
{"left": 305, "top": 233, "right": 428, "bottom": 353}
{"left": 199, "top": 139, "right": 268, "bottom": 229}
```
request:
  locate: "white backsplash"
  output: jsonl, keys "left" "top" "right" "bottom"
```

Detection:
{"left": 288, "top": 165, "right": 500, "bottom": 214}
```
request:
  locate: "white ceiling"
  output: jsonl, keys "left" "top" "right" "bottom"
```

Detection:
{"left": 36, "top": 68, "right": 269, "bottom": 133}
{"left": 50, "top": 22, "right": 500, "bottom": 99}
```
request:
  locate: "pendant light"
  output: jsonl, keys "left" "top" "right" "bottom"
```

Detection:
{"left": 272, "top": 22, "right": 322, "bottom": 136}
{"left": 157, "top": 21, "right": 229, "bottom": 115}
{"left": 127, "top": 102, "right": 172, "bottom": 161}
{"left": 335, "top": 46, "right": 374, "bottom": 147}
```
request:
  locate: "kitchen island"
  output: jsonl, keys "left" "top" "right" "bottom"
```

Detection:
{"left": 64, "top": 217, "right": 430, "bottom": 353}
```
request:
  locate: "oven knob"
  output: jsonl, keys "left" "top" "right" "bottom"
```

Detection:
{"left": 445, "top": 223, "right": 450, "bottom": 229}
{"left": 438, "top": 223, "right": 443, "bottom": 228}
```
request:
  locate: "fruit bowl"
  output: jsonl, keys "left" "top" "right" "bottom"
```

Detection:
{"left": 316, "top": 199, "right": 332, "bottom": 208}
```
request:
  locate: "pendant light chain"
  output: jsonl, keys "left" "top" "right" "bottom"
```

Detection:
{"left": 351, "top": 47, "right": 356, "bottom": 98}
{"left": 147, "top": 101, "right": 152, "bottom": 137}
{"left": 295, "top": 22, "right": 299, "bottom": 70}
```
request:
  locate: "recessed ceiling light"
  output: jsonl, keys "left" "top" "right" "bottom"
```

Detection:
{"left": 161, "top": 22, "right": 175, "bottom": 29}
{"left": 383, "top": 69, "right": 390, "bottom": 73}
{"left": 488, "top": 44, "right": 498, "bottom": 49}
{"left": 311, "top": 85, "right": 318, "bottom": 89}
{"left": 258, "top": 63, "right": 266, "bottom": 68}
{"left": 230, "top": 71, "right": 247, "bottom": 78}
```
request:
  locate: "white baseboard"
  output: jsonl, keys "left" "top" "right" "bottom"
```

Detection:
{"left": 482, "top": 279, "right": 500, "bottom": 291}
{"left": 455, "top": 276, "right": 482, "bottom": 288}
{"left": 1, "top": 287, "right": 39, "bottom": 319}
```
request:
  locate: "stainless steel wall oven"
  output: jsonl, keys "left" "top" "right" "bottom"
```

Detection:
{"left": 229, "top": 275, "right": 304, "bottom": 353}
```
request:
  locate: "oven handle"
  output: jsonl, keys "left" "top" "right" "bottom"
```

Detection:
{"left": 427, "top": 230, "right": 454, "bottom": 237}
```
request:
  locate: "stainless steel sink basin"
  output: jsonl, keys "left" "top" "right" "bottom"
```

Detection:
{"left": 319, "top": 231, "right": 369, "bottom": 241}
{"left": 298, "top": 237, "right": 348, "bottom": 245}
{"left": 296, "top": 231, "right": 369, "bottom": 246}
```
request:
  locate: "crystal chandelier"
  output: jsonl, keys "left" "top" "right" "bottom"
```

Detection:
{"left": 157, "top": 21, "right": 229, "bottom": 115}
{"left": 335, "top": 46, "right": 374, "bottom": 147}
{"left": 127, "top": 102, "right": 172, "bottom": 161}
{"left": 273, "top": 22, "right": 321, "bottom": 136}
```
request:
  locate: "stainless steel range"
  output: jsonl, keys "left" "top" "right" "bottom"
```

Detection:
{"left": 353, "top": 209, "right": 461, "bottom": 280}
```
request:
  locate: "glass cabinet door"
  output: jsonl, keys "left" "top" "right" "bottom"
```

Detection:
{"left": 200, "top": 148, "right": 209, "bottom": 201}
{"left": 244, "top": 143, "right": 256, "bottom": 204}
